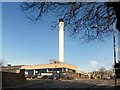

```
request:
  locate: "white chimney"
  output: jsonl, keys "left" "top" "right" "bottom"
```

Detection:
{"left": 59, "top": 18, "right": 64, "bottom": 63}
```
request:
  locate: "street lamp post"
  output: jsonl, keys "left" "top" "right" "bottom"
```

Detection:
{"left": 113, "top": 24, "right": 117, "bottom": 86}
{"left": 118, "top": 31, "right": 120, "bottom": 62}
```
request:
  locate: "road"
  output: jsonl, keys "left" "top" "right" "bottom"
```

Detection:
{"left": 5, "top": 79, "right": 116, "bottom": 90}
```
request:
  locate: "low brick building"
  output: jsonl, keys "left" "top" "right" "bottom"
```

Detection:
{"left": 20, "top": 60, "right": 79, "bottom": 79}
{"left": 1, "top": 65, "right": 24, "bottom": 73}
{"left": 1, "top": 60, "right": 88, "bottom": 79}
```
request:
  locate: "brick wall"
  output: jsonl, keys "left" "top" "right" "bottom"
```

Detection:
{"left": 2, "top": 72, "right": 26, "bottom": 87}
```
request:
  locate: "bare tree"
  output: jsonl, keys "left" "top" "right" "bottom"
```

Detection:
{"left": 98, "top": 67, "right": 106, "bottom": 79}
{"left": 0, "top": 58, "right": 7, "bottom": 67}
{"left": 20, "top": 2, "right": 120, "bottom": 43}
{"left": 99, "top": 67, "right": 106, "bottom": 72}
{"left": 0, "top": 59, "right": 4, "bottom": 66}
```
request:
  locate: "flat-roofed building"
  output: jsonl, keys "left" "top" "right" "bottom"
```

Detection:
{"left": 20, "top": 60, "right": 78, "bottom": 78}
{"left": 1, "top": 65, "right": 24, "bottom": 73}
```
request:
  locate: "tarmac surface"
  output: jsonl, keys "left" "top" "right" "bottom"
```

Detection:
{"left": 2, "top": 79, "right": 119, "bottom": 90}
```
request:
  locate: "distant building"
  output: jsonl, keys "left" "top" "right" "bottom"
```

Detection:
{"left": 1, "top": 65, "right": 24, "bottom": 73}
{"left": 88, "top": 70, "right": 113, "bottom": 79}
{"left": 1, "top": 60, "right": 88, "bottom": 79}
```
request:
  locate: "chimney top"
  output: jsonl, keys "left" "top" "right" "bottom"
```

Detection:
{"left": 59, "top": 18, "right": 64, "bottom": 22}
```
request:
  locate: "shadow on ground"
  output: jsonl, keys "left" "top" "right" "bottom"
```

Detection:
{"left": 2, "top": 79, "right": 120, "bottom": 90}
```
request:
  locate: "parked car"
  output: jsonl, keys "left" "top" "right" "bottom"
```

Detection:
{"left": 53, "top": 76, "right": 59, "bottom": 80}
{"left": 25, "top": 74, "right": 37, "bottom": 79}
{"left": 48, "top": 75, "right": 59, "bottom": 80}
{"left": 41, "top": 75, "right": 49, "bottom": 79}
{"left": 37, "top": 75, "right": 44, "bottom": 79}
{"left": 49, "top": 75, "right": 54, "bottom": 79}
{"left": 25, "top": 74, "right": 31, "bottom": 78}
{"left": 32, "top": 75, "right": 37, "bottom": 79}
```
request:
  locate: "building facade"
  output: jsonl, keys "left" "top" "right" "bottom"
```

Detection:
{"left": 20, "top": 60, "right": 78, "bottom": 78}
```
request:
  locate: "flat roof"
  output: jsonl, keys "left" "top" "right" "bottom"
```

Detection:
{"left": 20, "top": 63, "right": 78, "bottom": 71}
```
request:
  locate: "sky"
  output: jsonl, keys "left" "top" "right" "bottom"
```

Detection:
{"left": 2, "top": 2, "right": 119, "bottom": 72}
{"left": 0, "top": 2, "right": 2, "bottom": 63}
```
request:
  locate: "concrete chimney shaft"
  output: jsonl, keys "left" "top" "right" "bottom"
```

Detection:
{"left": 59, "top": 18, "right": 64, "bottom": 63}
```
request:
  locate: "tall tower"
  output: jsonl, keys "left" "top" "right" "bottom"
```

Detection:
{"left": 59, "top": 18, "right": 64, "bottom": 63}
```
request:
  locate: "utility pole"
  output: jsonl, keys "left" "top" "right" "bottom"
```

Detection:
{"left": 118, "top": 31, "right": 120, "bottom": 63}
{"left": 113, "top": 24, "right": 117, "bottom": 86}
